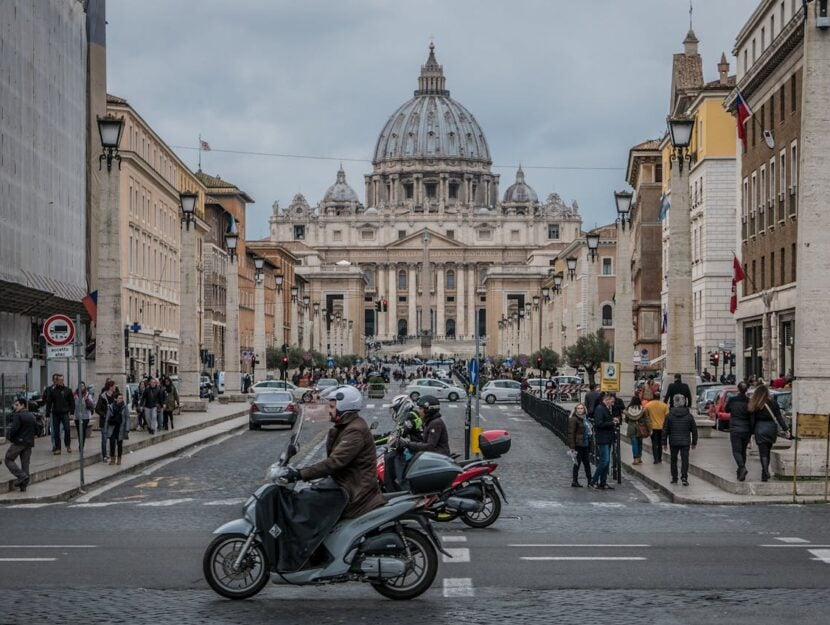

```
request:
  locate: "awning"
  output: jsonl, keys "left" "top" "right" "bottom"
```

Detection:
{"left": 649, "top": 354, "right": 667, "bottom": 366}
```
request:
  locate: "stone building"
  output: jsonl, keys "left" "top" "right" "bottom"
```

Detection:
{"left": 269, "top": 45, "right": 583, "bottom": 357}
{"left": 727, "top": 0, "right": 804, "bottom": 380}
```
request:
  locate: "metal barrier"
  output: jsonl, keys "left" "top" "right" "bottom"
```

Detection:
{"left": 521, "top": 392, "right": 571, "bottom": 444}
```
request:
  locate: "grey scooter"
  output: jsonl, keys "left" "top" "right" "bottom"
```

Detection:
{"left": 203, "top": 412, "right": 458, "bottom": 600}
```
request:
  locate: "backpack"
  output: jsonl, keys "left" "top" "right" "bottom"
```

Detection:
{"left": 33, "top": 412, "right": 46, "bottom": 438}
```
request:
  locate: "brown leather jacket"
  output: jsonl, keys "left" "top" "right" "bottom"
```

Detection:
{"left": 300, "top": 412, "right": 384, "bottom": 519}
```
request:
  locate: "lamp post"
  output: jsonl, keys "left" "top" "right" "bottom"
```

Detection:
{"left": 666, "top": 115, "right": 697, "bottom": 402}
{"left": 566, "top": 256, "right": 578, "bottom": 281}
{"left": 613, "top": 189, "right": 635, "bottom": 400}
{"left": 302, "top": 295, "right": 311, "bottom": 350}
{"left": 312, "top": 301, "right": 320, "bottom": 352}
{"left": 95, "top": 114, "right": 127, "bottom": 393}
{"left": 177, "top": 191, "right": 204, "bottom": 406}
{"left": 586, "top": 232, "right": 600, "bottom": 262}
{"left": 224, "top": 218, "right": 242, "bottom": 394}
{"left": 289, "top": 286, "right": 299, "bottom": 347}
{"left": 253, "top": 257, "right": 266, "bottom": 384}
{"left": 553, "top": 272, "right": 563, "bottom": 294}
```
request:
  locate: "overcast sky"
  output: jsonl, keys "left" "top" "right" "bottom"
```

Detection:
{"left": 107, "top": 0, "right": 758, "bottom": 238}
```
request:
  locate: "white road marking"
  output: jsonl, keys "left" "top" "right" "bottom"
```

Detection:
{"left": 479, "top": 414, "right": 488, "bottom": 422}
{"left": 443, "top": 577, "right": 474, "bottom": 597}
{"left": 442, "top": 547, "right": 470, "bottom": 563}
{"left": 526, "top": 500, "right": 564, "bottom": 509}
{"left": 498, "top": 406, "right": 508, "bottom": 411}
{"left": 297, "top": 436, "right": 328, "bottom": 468}
{"left": 381, "top": 404, "right": 391, "bottom": 408}
{"left": 69, "top": 502, "right": 126, "bottom": 508}
{"left": 5, "top": 503, "right": 58, "bottom": 509}
{"left": 202, "top": 498, "right": 247, "bottom": 506}
{"left": 0, "top": 558, "right": 57, "bottom": 562}
{"left": 629, "top": 479, "right": 661, "bottom": 504}
{"left": 521, "top": 556, "right": 646, "bottom": 561}
{"left": 0, "top": 545, "right": 96, "bottom": 549}
{"left": 775, "top": 537, "right": 810, "bottom": 543}
{"left": 655, "top": 502, "right": 687, "bottom": 508}
{"left": 366, "top": 404, "right": 376, "bottom": 408}
{"left": 591, "top": 502, "right": 626, "bottom": 508}
{"left": 507, "top": 543, "right": 651, "bottom": 549}
{"left": 808, "top": 549, "right": 830, "bottom": 563}
{"left": 760, "top": 544, "right": 830, "bottom": 548}
{"left": 509, "top": 417, "right": 532, "bottom": 422}
{"left": 441, "top": 536, "right": 468, "bottom": 543}
{"left": 137, "top": 498, "right": 194, "bottom": 507}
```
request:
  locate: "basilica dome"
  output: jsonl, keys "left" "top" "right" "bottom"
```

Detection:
{"left": 323, "top": 166, "right": 360, "bottom": 203}
{"left": 373, "top": 44, "right": 491, "bottom": 164}
{"left": 503, "top": 166, "right": 538, "bottom": 204}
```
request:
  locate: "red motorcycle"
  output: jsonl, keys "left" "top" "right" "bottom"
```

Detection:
{"left": 377, "top": 429, "right": 510, "bottom": 528}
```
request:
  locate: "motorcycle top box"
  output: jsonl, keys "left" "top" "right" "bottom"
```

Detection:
{"left": 404, "top": 452, "right": 462, "bottom": 493}
{"left": 479, "top": 429, "right": 511, "bottom": 459}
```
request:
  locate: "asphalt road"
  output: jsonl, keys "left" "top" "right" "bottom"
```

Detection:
{"left": 1, "top": 389, "right": 829, "bottom": 625}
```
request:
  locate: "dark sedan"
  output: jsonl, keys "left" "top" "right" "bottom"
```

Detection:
{"left": 249, "top": 391, "right": 299, "bottom": 430}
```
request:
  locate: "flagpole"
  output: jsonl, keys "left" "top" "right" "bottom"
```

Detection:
{"left": 198, "top": 133, "right": 202, "bottom": 171}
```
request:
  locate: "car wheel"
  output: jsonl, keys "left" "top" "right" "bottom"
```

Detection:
{"left": 485, "top": 394, "right": 496, "bottom": 404}
{"left": 248, "top": 421, "right": 260, "bottom": 431}
{"left": 409, "top": 391, "right": 420, "bottom": 401}
{"left": 448, "top": 392, "right": 459, "bottom": 402}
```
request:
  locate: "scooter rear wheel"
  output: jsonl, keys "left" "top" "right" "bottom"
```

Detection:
{"left": 460, "top": 486, "right": 501, "bottom": 528}
{"left": 371, "top": 528, "right": 438, "bottom": 600}
{"left": 203, "top": 532, "right": 269, "bottom": 600}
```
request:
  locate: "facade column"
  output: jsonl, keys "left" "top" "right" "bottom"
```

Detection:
{"left": 224, "top": 256, "right": 241, "bottom": 394}
{"left": 178, "top": 224, "right": 203, "bottom": 404}
{"left": 467, "top": 265, "right": 477, "bottom": 338}
{"left": 376, "top": 264, "right": 386, "bottom": 340}
{"left": 289, "top": 297, "right": 299, "bottom": 347}
{"left": 408, "top": 265, "right": 417, "bottom": 337}
{"left": 253, "top": 274, "right": 266, "bottom": 384}
{"left": 615, "top": 223, "right": 635, "bottom": 400}
{"left": 436, "top": 264, "right": 445, "bottom": 339}
{"left": 456, "top": 263, "right": 466, "bottom": 338}
{"left": 388, "top": 265, "right": 398, "bottom": 339}
{"left": 274, "top": 287, "right": 284, "bottom": 350}
{"left": 96, "top": 168, "right": 126, "bottom": 392}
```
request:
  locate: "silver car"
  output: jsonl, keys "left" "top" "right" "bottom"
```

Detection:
{"left": 481, "top": 379, "right": 522, "bottom": 404}
{"left": 404, "top": 378, "right": 466, "bottom": 402}
{"left": 316, "top": 378, "right": 342, "bottom": 400}
{"left": 251, "top": 380, "right": 314, "bottom": 403}
{"left": 249, "top": 391, "right": 299, "bottom": 430}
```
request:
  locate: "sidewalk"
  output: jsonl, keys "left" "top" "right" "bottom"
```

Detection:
{"left": 0, "top": 400, "right": 250, "bottom": 504}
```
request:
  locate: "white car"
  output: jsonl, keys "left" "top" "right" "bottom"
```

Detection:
{"left": 435, "top": 369, "right": 452, "bottom": 382}
{"left": 316, "top": 378, "right": 342, "bottom": 400}
{"left": 250, "top": 380, "right": 314, "bottom": 403}
{"left": 481, "top": 379, "right": 522, "bottom": 404}
{"left": 405, "top": 378, "right": 466, "bottom": 402}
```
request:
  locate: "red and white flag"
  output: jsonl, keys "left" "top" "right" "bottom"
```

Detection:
{"left": 730, "top": 255, "right": 746, "bottom": 314}
{"left": 735, "top": 91, "right": 753, "bottom": 149}
{"left": 199, "top": 139, "right": 211, "bottom": 151}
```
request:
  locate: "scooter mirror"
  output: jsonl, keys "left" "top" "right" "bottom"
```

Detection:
{"left": 370, "top": 419, "right": 378, "bottom": 430}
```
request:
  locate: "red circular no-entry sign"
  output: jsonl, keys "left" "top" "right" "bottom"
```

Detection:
{"left": 43, "top": 314, "right": 76, "bottom": 347}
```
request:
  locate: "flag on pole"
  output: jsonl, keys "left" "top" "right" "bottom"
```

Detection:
{"left": 199, "top": 139, "right": 211, "bottom": 151}
{"left": 735, "top": 90, "right": 753, "bottom": 149}
{"left": 661, "top": 307, "right": 668, "bottom": 334}
{"left": 729, "top": 255, "right": 746, "bottom": 314}
{"left": 82, "top": 290, "right": 98, "bottom": 324}
{"left": 658, "top": 193, "right": 670, "bottom": 221}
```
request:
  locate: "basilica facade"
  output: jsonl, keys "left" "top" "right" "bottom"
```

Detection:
{"left": 269, "top": 45, "right": 583, "bottom": 357}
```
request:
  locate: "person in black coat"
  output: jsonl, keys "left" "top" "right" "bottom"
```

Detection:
{"left": 44, "top": 373, "right": 76, "bottom": 454}
{"left": 4, "top": 398, "right": 36, "bottom": 491}
{"left": 663, "top": 395, "right": 698, "bottom": 486}
{"left": 726, "top": 383, "right": 752, "bottom": 481}
{"left": 663, "top": 373, "right": 692, "bottom": 409}
{"left": 589, "top": 394, "right": 618, "bottom": 490}
{"left": 748, "top": 384, "right": 791, "bottom": 482}
{"left": 584, "top": 384, "right": 601, "bottom": 419}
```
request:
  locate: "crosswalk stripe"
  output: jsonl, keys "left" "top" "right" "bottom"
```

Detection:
{"left": 521, "top": 556, "right": 646, "bottom": 561}
{"left": 136, "top": 498, "right": 194, "bottom": 507}
{"left": 441, "top": 536, "right": 467, "bottom": 543}
{"left": 775, "top": 537, "right": 809, "bottom": 543}
{"left": 808, "top": 549, "right": 830, "bottom": 563}
{"left": 591, "top": 502, "right": 625, "bottom": 508}
{"left": 366, "top": 404, "right": 375, "bottom": 408}
{"left": 509, "top": 544, "right": 650, "bottom": 548}
{"left": 443, "top": 577, "right": 474, "bottom": 597}
{"left": 69, "top": 502, "right": 125, "bottom": 508}
{"left": 442, "top": 548, "right": 470, "bottom": 563}
{"left": 202, "top": 498, "right": 246, "bottom": 506}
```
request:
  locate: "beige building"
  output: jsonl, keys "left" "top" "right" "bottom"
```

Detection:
{"left": 269, "top": 45, "right": 583, "bottom": 358}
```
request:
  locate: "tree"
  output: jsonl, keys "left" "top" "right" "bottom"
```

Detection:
{"left": 335, "top": 354, "right": 358, "bottom": 368}
{"left": 563, "top": 330, "right": 612, "bottom": 386}
{"left": 531, "top": 347, "right": 561, "bottom": 377}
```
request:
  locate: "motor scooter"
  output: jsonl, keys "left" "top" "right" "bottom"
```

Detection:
{"left": 203, "top": 412, "right": 459, "bottom": 600}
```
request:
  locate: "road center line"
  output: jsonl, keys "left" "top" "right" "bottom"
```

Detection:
{"left": 442, "top": 548, "right": 470, "bottom": 563}
{"left": 136, "top": 498, "right": 193, "bottom": 507}
{"left": 521, "top": 556, "right": 647, "bottom": 561}
{"left": 760, "top": 544, "right": 830, "bottom": 548}
{"left": 775, "top": 537, "right": 810, "bottom": 543}
{"left": 443, "top": 577, "right": 474, "bottom": 597}
{"left": 509, "top": 544, "right": 650, "bottom": 548}
{"left": 0, "top": 545, "right": 96, "bottom": 549}
{"left": 0, "top": 558, "right": 58, "bottom": 562}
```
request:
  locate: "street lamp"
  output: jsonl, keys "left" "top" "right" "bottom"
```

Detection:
{"left": 290, "top": 286, "right": 298, "bottom": 303}
{"left": 313, "top": 302, "right": 320, "bottom": 316}
{"left": 566, "top": 256, "right": 578, "bottom": 280}
{"left": 96, "top": 114, "right": 124, "bottom": 171}
{"left": 668, "top": 117, "right": 695, "bottom": 152}
{"left": 614, "top": 190, "right": 633, "bottom": 230}
{"left": 553, "top": 272, "right": 564, "bottom": 294}
{"left": 275, "top": 273, "right": 284, "bottom": 292}
{"left": 303, "top": 295, "right": 310, "bottom": 308}
{"left": 532, "top": 295, "right": 540, "bottom": 310}
{"left": 179, "top": 191, "right": 198, "bottom": 230}
{"left": 586, "top": 233, "right": 600, "bottom": 262}
{"left": 254, "top": 256, "right": 265, "bottom": 282}
{"left": 225, "top": 218, "right": 239, "bottom": 261}
{"left": 541, "top": 287, "right": 551, "bottom": 303}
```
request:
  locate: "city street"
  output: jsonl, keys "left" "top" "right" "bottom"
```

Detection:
{"left": 1, "top": 393, "right": 829, "bottom": 624}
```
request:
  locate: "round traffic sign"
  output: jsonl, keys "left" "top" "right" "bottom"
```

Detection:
{"left": 43, "top": 314, "right": 75, "bottom": 347}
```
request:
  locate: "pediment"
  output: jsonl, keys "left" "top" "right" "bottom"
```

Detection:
{"left": 388, "top": 228, "right": 466, "bottom": 250}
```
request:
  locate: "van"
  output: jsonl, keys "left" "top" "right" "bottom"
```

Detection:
{"left": 216, "top": 371, "right": 225, "bottom": 394}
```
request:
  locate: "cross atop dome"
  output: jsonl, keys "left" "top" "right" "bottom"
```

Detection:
{"left": 416, "top": 42, "right": 449, "bottom": 96}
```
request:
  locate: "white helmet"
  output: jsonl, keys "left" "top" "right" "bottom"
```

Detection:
{"left": 331, "top": 385, "right": 363, "bottom": 414}
{"left": 390, "top": 394, "right": 409, "bottom": 412}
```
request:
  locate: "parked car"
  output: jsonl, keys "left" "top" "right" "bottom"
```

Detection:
{"left": 481, "top": 379, "right": 522, "bottom": 404}
{"left": 697, "top": 385, "right": 725, "bottom": 414}
{"left": 251, "top": 380, "right": 314, "bottom": 403}
{"left": 200, "top": 375, "right": 215, "bottom": 401}
{"left": 435, "top": 369, "right": 453, "bottom": 382}
{"left": 316, "top": 378, "right": 341, "bottom": 400}
{"left": 708, "top": 386, "right": 739, "bottom": 430}
{"left": 248, "top": 391, "right": 299, "bottom": 430}
{"left": 405, "top": 378, "right": 466, "bottom": 402}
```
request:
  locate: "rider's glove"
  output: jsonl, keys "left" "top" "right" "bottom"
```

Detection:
{"left": 283, "top": 466, "right": 302, "bottom": 483}
{"left": 398, "top": 437, "right": 410, "bottom": 449}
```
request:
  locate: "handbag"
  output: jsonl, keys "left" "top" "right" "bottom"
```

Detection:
{"left": 636, "top": 420, "right": 650, "bottom": 438}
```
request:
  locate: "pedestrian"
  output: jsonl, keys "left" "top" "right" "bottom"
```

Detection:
{"left": 134, "top": 380, "right": 146, "bottom": 430}
{"left": 725, "top": 382, "right": 752, "bottom": 481}
{"left": 643, "top": 396, "right": 669, "bottom": 464}
{"left": 663, "top": 373, "right": 692, "bottom": 408}
{"left": 584, "top": 383, "right": 601, "bottom": 419}
{"left": 105, "top": 393, "right": 130, "bottom": 465}
{"left": 95, "top": 380, "right": 116, "bottom": 461}
{"left": 748, "top": 383, "right": 791, "bottom": 482}
{"left": 663, "top": 395, "right": 698, "bottom": 486}
{"left": 589, "top": 394, "right": 617, "bottom": 490}
{"left": 141, "top": 378, "right": 165, "bottom": 434}
{"left": 624, "top": 396, "right": 651, "bottom": 465}
{"left": 567, "top": 403, "right": 592, "bottom": 487}
{"left": 641, "top": 375, "right": 656, "bottom": 403}
{"left": 44, "top": 373, "right": 75, "bottom": 455}
{"left": 161, "top": 377, "right": 179, "bottom": 430}
{"left": 73, "top": 381, "right": 95, "bottom": 451}
{"left": 4, "top": 398, "right": 36, "bottom": 492}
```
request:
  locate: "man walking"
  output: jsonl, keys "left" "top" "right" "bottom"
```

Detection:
{"left": 4, "top": 398, "right": 36, "bottom": 491}
{"left": 643, "top": 396, "right": 669, "bottom": 464}
{"left": 44, "top": 373, "right": 75, "bottom": 454}
{"left": 584, "top": 383, "right": 601, "bottom": 418}
{"left": 663, "top": 395, "right": 698, "bottom": 486}
{"left": 141, "top": 378, "right": 165, "bottom": 435}
{"left": 663, "top": 373, "right": 692, "bottom": 409}
{"left": 589, "top": 394, "right": 618, "bottom": 490}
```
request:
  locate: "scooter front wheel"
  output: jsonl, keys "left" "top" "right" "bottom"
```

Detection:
{"left": 460, "top": 487, "right": 501, "bottom": 528}
{"left": 372, "top": 528, "right": 438, "bottom": 600}
{"left": 203, "top": 532, "right": 269, "bottom": 600}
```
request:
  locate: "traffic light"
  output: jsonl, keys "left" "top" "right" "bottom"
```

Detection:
{"left": 382, "top": 299, "right": 388, "bottom": 312}
{"left": 281, "top": 356, "right": 289, "bottom": 369}
{"left": 149, "top": 354, "right": 156, "bottom": 367}
{"left": 536, "top": 356, "right": 542, "bottom": 367}
{"left": 376, "top": 300, "right": 382, "bottom": 312}
{"left": 123, "top": 326, "right": 130, "bottom": 358}
{"left": 709, "top": 352, "right": 720, "bottom": 367}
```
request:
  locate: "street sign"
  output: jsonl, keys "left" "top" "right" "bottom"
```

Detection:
{"left": 43, "top": 314, "right": 75, "bottom": 346}
{"left": 326, "top": 357, "right": 335, "bottom": 368}
{"left": 47, "top": 345, "right": 73, "bottom": 359}
{"left": 640, "top": 355, "right": 650, "bottom": 366}
{"left": 468, "top": 358, "right": 479, "bottom": 386}
{"left": 505, "top": 357, "right": 514, "bottom": 367}
{"left": 600, "top": 361, "right": 621, "bottom": 393}
{"left": 718, "top": 340, "right": 736, "bottom": 350}
{"left": 355, "top": 358, "right": 362, "bottom": 365}
{"left": 632, "top": 351, "right": 640, "bottom": 365}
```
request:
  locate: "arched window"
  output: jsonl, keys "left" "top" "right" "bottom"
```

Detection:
{"left": 446, "top": 270, "right": 455, "bottom": 290}
{"left": 364, "top": 268, "right": 374, "bottom": 289}
{"left": 398, "top": 270, "right": 407, "bottom": 290}
{"left": 445, "top": 319, "right": 456, "bottom": 338}
{"left": 602, "top": 304, "right": 614, "bottom": 327}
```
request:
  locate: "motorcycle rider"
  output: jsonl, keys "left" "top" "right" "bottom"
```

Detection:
{"left": 384, "top": 395, "right": 424, "bottom": 491}
{"left": 400, "top": 395, "right": 450, "bottom": 457}
{"left": 284, "top": 385, "right": 384, "bottom": 519}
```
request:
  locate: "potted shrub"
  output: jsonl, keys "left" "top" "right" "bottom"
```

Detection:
{"left": 367, "top": 375, "right": 386, "bottom": 399}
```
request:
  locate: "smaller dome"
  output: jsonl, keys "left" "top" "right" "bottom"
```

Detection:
{"left": 477, "top": 207, "right": 490, "bottom": 214}
{"left": 503, "top": 166, "right": 538, "bottom": 204}
{"left": 365, "top": 207, "right": 378, "bottom": 215}
{"left": 323, "top": 166, "right": 359, "bottom": 203}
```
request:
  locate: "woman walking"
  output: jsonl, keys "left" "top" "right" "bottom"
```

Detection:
{"left": 748, "top": 384, "right": 790, "bottom": 482}
{"left": 624, "top": 396, "right": 651, "bottom": 465}
{"left": 105, "top": 393, "right": 130, "bottom": 465}
{"left": 94, "top": 380, "right": 116, "bottom": 462}
{"left": 162, "top": 377, "right": 179, "bottom": 430}
{"left": 135, "top": 380, "right": 146, "bottom": 430}
{"left": 567, "top": 403, "right": 593, "bottom": 487}
{"left": 73, "top": 382, "right": 95, "bottom": 452}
